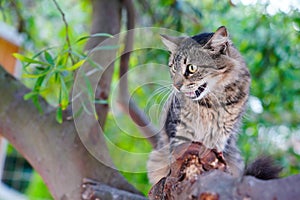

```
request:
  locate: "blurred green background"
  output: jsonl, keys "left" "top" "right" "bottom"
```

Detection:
{"left": 0, "top": 0, "right": 299, "bottom": 199}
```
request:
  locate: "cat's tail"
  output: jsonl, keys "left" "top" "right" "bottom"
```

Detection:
{"left": 244, "top": 156, "right": 282, "bottom": 180}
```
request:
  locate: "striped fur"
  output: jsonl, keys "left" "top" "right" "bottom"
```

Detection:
{"left": 147, "top": 26, "right": 251, "bottom": 184}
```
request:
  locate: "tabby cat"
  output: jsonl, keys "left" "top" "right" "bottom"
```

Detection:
{"left": 147, "top": 26, "right": 251, "bottom": 184}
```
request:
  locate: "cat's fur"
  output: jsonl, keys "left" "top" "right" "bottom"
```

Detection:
{"left": 147, "top": 26, "right": 251, "bottom": 184}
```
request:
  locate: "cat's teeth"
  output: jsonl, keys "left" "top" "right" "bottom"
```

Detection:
{"left": 184, "top": 91, "right": 195, "bottom": 98}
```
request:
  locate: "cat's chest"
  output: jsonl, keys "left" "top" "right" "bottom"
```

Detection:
{"left": 177, "top": 104, "right": 221, "bottom": 140}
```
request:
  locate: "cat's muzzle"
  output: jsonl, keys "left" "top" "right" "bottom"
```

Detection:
{"left": 183, "top": 82, "right": 207, "bottom": 100}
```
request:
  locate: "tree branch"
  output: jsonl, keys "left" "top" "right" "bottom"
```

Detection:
{"left": 82, "top": 178, "right": 147, "bottom": 200}
{"left": 0, "top": 67, "right": 140, "bottom": 199}
{"left": 118, "top": 0, "right": 159, "bottom": 148}
{"left": 148, "top": 142, "right": 300, "bottom": 200}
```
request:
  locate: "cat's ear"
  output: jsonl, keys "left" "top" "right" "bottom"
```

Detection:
{"left": 204, "top": 26, "right": 229, "bottom": 54}
{"left": 160, "top": 34, "right": 185, "bottom": 53}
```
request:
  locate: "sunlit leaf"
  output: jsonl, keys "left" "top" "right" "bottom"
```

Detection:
{"left": 13, "top": 53, "right": 50, "bottom": 66}
{"left": 64, "top": 59, "right": 85, "bottom": 71}
{"left": 23, "top": 67, "right": 51, "bottom": 78}
{"left": 55, "top": 52, "right": 68, "bottom": 67}
{"left": 59, "top": 75, "right": 69, "bottom": 110}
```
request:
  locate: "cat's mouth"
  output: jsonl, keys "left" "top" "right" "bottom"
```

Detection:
{"left": 183, "top": 83, "right": 207, "bottom": 100}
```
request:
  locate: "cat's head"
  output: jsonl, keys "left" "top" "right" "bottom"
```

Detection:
{"left": 161, "top": 26, "right": 247, "bottom": 101}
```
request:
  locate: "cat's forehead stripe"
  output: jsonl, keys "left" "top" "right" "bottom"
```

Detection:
{"left": 174, "top": 54, "right": 182, "bottom": 62}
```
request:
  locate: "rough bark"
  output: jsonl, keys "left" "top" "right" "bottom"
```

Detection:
{"left": 82, "top": 178, "right": 147, "bottom": 200}
{"left": 148, "top": 142, "right": 300, "bottom": 200}
{"left": 0, "top": 67, "right": 141, "bottom": 199}
{"left": 149, "top": 170, "right": 300, "bottom": 200}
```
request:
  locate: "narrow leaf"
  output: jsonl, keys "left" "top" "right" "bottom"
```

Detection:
{"left": 31, "top": 95, "right": 43, "bottom": 113}
{"left": 59, "top": 74, "right": 69, "bottom": 110}
{"left": 76, "top": 33, "right": 113, "bottom": 43}
{"left": 24, "top": 92, "right": 38, "bottom": 100}
{"left": 64, "top": 59, "right": 85, "bottom": 71}
{"left": 13, "top": 53, "right": 50, "bottom": 66}
{"left": 56, "top": 106, "right": 63, "bottom": 124}
{"left": 22, "top": 68, "right": 51, "bottom": 78}
{"left": 44, "top": 51, "right": 54, "bottom": 65}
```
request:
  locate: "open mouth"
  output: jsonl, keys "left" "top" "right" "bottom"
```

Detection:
{"left": 184, "top": 83, "right": 207, "bottom": 100}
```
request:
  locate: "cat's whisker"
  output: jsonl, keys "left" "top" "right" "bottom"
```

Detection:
{"left": 148, "top": 85, "right": 172, "bottom": 101}
{"left": 196, "top": 99, "right": 201, "bottom": 136}
{"left": 157, "top": 90, "right": 172, "bottom": 111}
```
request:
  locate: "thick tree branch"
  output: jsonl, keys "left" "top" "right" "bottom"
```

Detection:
{"left": 118, "top": 0, "right": 159, "bottom": 148}
{"left": 82, "top": 178, "right": 147, "bottom": 200}
{"left": 0, "top": 67, "right": 140, "bottom": 199}
{"left": 148, "top": 142, "right": 300, "bottom": 200}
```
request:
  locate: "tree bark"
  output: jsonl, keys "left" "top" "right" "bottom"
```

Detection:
{"left": 82, "top": 178, "right": 147, "bottom": 200}
{"left": 148, "top": 142, "right": 300, "bottom": 200}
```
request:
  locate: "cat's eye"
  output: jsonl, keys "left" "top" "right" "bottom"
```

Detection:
{"left": 187, "top": 64, "right": 198, "bottom": 73}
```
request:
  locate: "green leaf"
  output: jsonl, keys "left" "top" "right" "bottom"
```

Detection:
{"left": 31, "top": 95, "right": 43, "bottom": 113}
{"left": 59, "top": 75, "right": 69, "bottom": 110}
{"left": 33, "top": 75, "right": 47, "bottom": 92}
{"left": 24, "top": 91, "right": 38, "bottom": 100}
{"left": 76, "top": 33, "right": 113, "bottom": 43}
{"left": 55, "top": 52, "right": 68, "bottom": 67}
{"left": 64, "top": 59, "right": 85, "bottom": 71}
{"left": 22, "top": 67, "right": 51, "bottom": 78}
{"left": 44, "top": 51, "right": 54, "bottom": 65}
{"left": 13, "top": 53, "right": 50, "bottom": 66}
{"left": 56, "top": 106, "right": 63, "bottom": 124}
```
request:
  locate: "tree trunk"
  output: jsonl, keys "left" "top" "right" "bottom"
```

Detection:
{"left": 86, "top": 0, "right": 121, "bottom": 128}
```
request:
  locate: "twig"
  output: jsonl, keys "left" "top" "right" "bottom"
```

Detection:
{"left": 51, "top": 0, "right": 75, "bottom": 65}
{"left": 119, "top": 0, "right": 159, "bottom": 148}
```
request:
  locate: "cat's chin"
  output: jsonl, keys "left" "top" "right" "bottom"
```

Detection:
{"left": 183, "top": 83, "right": 208, "bottom": 101}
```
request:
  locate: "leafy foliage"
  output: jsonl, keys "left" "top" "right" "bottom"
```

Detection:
{"left": 13, "top": 49, "right": 84, "bottom": 122}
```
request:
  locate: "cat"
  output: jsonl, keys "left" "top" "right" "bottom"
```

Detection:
{"left": 147, "top": 26, "right": 251, "bottom": 184}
